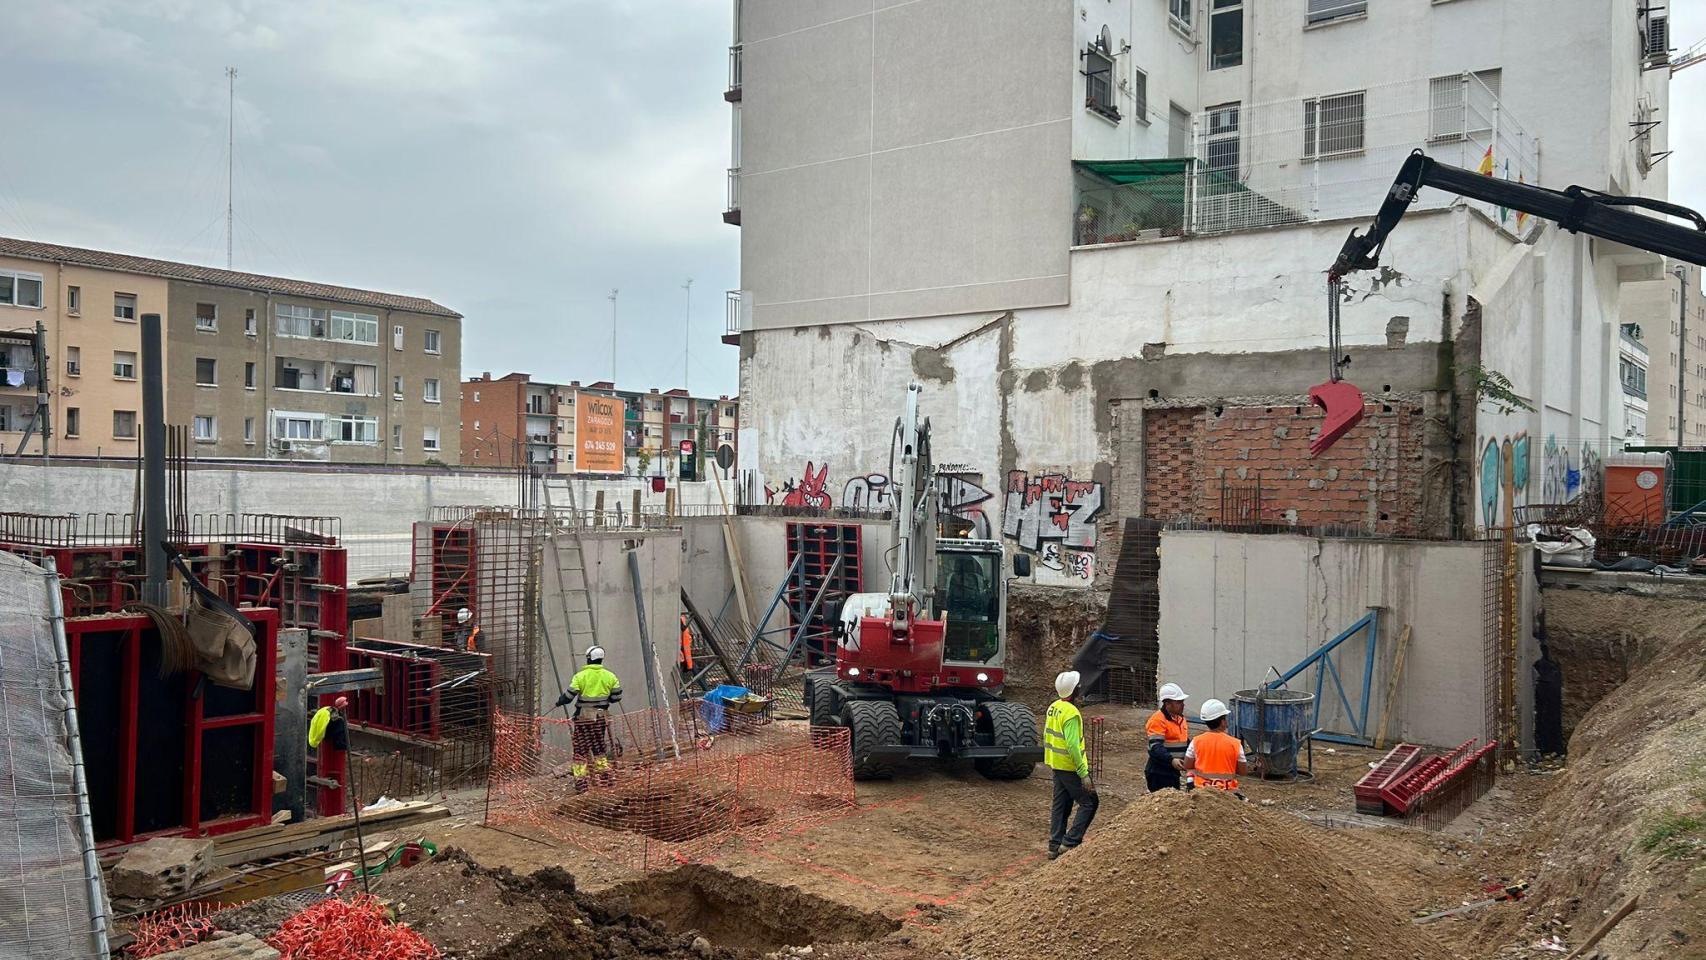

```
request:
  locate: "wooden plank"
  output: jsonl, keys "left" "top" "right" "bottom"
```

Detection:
{"left": 1374, "top": 625, "right": 1413, "bottom": 749}
{"left": 1564, "top": 895, "right": 1639, "bottom": 960}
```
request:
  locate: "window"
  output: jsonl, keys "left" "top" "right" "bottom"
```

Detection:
{"left": 1621, "top": 358, "right": 1648, "bottom": 398}
{"left": 193, "top": 415, "right": 216, "bottom": 441}
{"left": 1205, "top": 103, "right": 1240, "bottom": 175}
{"left": 244, "top": 362, "right": 256, "bottom": 389}
{"left": 392, "top": 424, "right": 403, "bottom": 450}
{"left": 113, "top": 350, "right": 137, "bottom": 379}
{"left": 275, "top": 304, "right": 327, "bottom": 338}
{"left": 1169, "top": 0, "right": 1192, "bottom": 33}
{"left": 66, "top": 286, "right": 80, "bottom": 315}
{"left": 330, "top": 310, "right": 379, "bottom": 344}
{"left": 1132, "top": 68, "right": 1149, "bottom": 123}
{"left": 1303, "top": 91, "right": 1366, "bottom": 158}
{"left": 474, "top": 419, "right": 481, "bottom": 431}
{"left": 393, "top": 375, "right": 403, "bottom": 399}
{"left": 195, "top": 357, "right": 217, "bottom": 386}
{"left": 0, "top": 404, "right": 10, "bottom": 432}
{"left": 423, "top": 425, "right": 441, "bottom": 451}
{"left": 244, "top": 417, "right": 255, "bottom": 444}
{"left": 424, "top": 378, "right": 441, "bottom": 403}
{"left": 1210, "top": 0, "right": 1242, "bottom": 69}
{"left": 1307, "top": 0, "right": 1365, "bottom": 25}
{"left": 64, "top": 407, "right": 79, "bottom": 437}
{"left": 273, "top": 412, "right": 325, "bottom": 441}
{"left": 1082, "top": 36, "right": 1118, "bottom": 122}
{"left": 114, "top": 293, "right": 137, "bottom": 321}
{"left": 333, "top": 415, "right": 379, "bottom": 444}
{"left": 0, "top": 269, "right": 44, "bottom": 308}
{"left": 424, "top": 329, "right": 441, "bottom": 354}
{"left": 473, "top": 390, "right": 480, "bottom": 402}
{"left": 244, "top": 308, "right": 257, "bottom": 336}
{"left": 113, "top": 410, "right": 137, "bottom": 439}
{"left": 1428, "top": 70, "right": 1501, "bottom": 143}
{"left": 1168, "top": 104, "right": 1190, "bottom": 158}
{"left": 195, "top": 302, "right": 217, "bottom": 331}
{"left": 393, "top": 325, "right": 404, "bottom": 350}
{"left": 65, "top": 346, "right": 80, "bottom": 377}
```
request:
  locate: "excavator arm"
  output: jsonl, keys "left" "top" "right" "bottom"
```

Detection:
{"left": 1309, "top": 150, "right": 1706, "bottom": 456}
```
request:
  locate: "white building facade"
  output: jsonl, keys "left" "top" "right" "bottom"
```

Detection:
{"left": 723, "top": 0, "right": 1677, "bottom": 586}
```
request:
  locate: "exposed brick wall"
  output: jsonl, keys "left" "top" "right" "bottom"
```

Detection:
{"left": 1142, "top": 402, "right": 1428, "bottom": 535}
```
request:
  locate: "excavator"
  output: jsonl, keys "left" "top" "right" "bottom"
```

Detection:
{"left": 1311, "top": 149, "right": 1706, "bottom": 456}
{"left": 805, "top": 383, "right": 1042, "bottom": 780}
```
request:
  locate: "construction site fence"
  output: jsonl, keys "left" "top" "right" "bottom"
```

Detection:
{"left": 486, "top": 705, "right": 856, "bottom": 871}
{"left": 0, "top": 511, "right": 340, "bottom": 548}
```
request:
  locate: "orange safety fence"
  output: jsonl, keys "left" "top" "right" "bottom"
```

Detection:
{"left": 486, "top": 703, "right": 856, "bottom": 870}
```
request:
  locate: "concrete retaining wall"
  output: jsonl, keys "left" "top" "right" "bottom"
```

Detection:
{"left": 1157, "top": 530, "right": 1536, "bottom": 749}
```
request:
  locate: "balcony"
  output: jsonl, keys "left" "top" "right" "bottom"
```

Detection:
{"left": 724, "top": 167, "right": 741, "bottom": 225}
{"left": 1073, "top": 74, "right": 1537, "bottom": 243}
{"left": 723, "top": 290, "right": 745, "bottom": 345}
{"left": 725, "top": 45, "right": 742, "bottom": 102}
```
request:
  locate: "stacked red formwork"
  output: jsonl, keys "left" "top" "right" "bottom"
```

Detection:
{"left": 1352, "top": 743, "right": 1423, "bottom": 815}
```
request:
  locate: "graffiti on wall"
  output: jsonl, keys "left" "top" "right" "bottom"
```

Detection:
{"left": 1540, "top": 435, "right": 1604, "bottom": 507}
{"left": 1002, "top": 470, "right": 1104, "bottom": 581}
{"left": 1478, "top": 432, "right": 1530, "bottom": 530}
{"left": 842, "top": 471, "right": 995, "bottom": 538}
{"left": 766, "top": 461, "right": 833, "bottom": 508}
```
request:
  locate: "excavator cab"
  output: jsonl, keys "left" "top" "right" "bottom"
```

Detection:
{"left": 935, "top": 542, "right": 1005, "bottom": 666}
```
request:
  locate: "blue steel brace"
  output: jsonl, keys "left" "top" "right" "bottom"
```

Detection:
{"left": 1265, "top": 609, "right": 1380, "bottom": 746}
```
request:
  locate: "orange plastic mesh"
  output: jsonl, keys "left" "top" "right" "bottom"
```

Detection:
{"left": 487, "top": 703, "right": 856, "bottom": 869}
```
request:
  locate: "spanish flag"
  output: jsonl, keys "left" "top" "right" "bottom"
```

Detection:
{"left": 1478, "top": 145, "right": 1495, "bottom": 176}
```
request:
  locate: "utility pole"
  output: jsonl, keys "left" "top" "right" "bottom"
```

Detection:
{"left": 682, "top": 277, "right": 693, "bottom": 393}
{"left": 225, "top": 66, "right": 237, "bottom": 269}
{"left": 33, "top": 319, "right": 47, "bottom": 461}
{"left": 608, "top": 289, "right": 619, "bottom": 386}
{"left": 140, "top": 313, "right": 168, "bottom": 607}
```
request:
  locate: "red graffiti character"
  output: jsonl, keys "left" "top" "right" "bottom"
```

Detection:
{"left": 781, "top": 462, "right": 833, "bottom": 509}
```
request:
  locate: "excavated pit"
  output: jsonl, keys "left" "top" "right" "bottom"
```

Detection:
{"left": 559, "top": 782, "right": 776, "bottom": 843}
{"left": 600, "top": 865, "right": 900, "bottom": 953}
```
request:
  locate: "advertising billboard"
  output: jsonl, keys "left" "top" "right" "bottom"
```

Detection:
{"left": 574, "top": 391, "right": 624, "bottom": 474}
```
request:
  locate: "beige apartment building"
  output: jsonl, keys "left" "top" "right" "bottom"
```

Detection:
{"left": 0, "top": 237, "right": 461, "bottom": 464}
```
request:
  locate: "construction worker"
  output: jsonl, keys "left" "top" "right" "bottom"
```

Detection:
{"left": 555, "top": 646, "right": 623, "bottom": 779}
{"left": 679, "top": 612, "right": 695, "bottom": 679}
{"left": 455, "top": 607, "right": 482, "bottom": 653}
{"left": 1044, "top": 670, "right": 1098, "bottom": 859}
{"left": 1145, "top": 682, "right": 1191, "bottom": 792}
{"left": 1185, "top": 698, "right": 1252, "bottom": 793}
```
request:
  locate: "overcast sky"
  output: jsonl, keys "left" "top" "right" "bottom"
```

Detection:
{"left": 0, "top": 0, "right": 740, "bottom": 397}
{"left": 0, "top": 2, "right": 1703, "bottom": 403}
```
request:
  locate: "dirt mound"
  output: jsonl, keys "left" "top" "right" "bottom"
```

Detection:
{"left": 1473, "top": 589, "right": 1706, "bottom": 956}
{"left": 949, "top": 790, "right": 1456, "bottom": 960}
{"left": 372, "top": 848, "right": 751, "bottom": 960}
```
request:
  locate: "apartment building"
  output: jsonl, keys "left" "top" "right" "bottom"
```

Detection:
{"left": 0, "top": 236, "right": 461, "bottom": 464}
{"left": 460, "top": 372, "right": 739, "bottom": 477}
{"left": 724, "top": 0, "right": 1674, "bottom": 581}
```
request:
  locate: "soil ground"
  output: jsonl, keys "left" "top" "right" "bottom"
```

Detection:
{"left": 419, "top": 703, "right": 1561, "bottom": 959}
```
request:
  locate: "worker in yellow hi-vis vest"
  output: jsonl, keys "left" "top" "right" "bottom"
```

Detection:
{"left": 1044, "top": 670, "right": 1098, "bottom": 859}
{"left": 555, "top": 646, "right": 623, "bottom": 781}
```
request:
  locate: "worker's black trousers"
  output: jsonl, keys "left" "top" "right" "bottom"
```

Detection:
{"left": 571, "top": 712, "right": 611, "bottom": 760}
{"left": 1049, "top": 769, "right": 1098, "bottom": 850}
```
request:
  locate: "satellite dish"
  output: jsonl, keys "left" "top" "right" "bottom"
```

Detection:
{"left": 1099, "top": 25, "right": 1113, "bottom": 52}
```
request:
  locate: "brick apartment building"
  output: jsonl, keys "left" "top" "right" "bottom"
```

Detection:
{"left": 461, "top": 372, "right": 738, "bottom": 477}
{"left": 0, "top": 236, "right": 462, "bottom": 464}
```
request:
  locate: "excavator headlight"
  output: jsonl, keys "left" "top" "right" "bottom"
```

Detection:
{"left": 846, "top": 667, "right": 861, "bottom": 678}
{"left": 975, "top": 672, "right": 990, "bottom": 684}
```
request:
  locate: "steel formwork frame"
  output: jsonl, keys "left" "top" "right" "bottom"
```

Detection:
{"left": 62, "top": 609, "right": 279, "bottom": 846}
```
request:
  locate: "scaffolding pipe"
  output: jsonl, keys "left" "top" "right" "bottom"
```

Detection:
{"left": 44, "top": 558, "right": 111, "bottom": 958}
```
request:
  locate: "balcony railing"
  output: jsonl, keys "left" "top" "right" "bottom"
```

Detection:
{"left": 726, "top": 45, "right": 743, "bottom": 101}
{"left": 724, "top": 167, "right": 741, "bottom": 225}
{"left": 724, "top": 290, "right": 746, "bottom": 344}
{"left": 1073, "top": 74, "right": 1538, "bottom": 243}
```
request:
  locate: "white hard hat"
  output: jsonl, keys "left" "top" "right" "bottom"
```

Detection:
{"left": 1200, "top": 698, "right": 1231, "bottom": 722}
{"left": 1054, "top": 670, "right": 1081, "bottom": 698}
{"left": 1158, "top": 682, "right": 1187, "bottom": 703}
{"left": 586, "top": 646, "right": 606, "bottom": 662}
{"left": 456, "top": 607, "right": 472, "bottom": 624}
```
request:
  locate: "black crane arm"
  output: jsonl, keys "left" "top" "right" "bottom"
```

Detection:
{"left": 1330, "top": 150, "right": 1706, "bottom": 280}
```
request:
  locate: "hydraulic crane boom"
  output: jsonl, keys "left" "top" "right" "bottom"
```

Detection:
{"left": 1309, "top": 150, "right": 1706, "bottom": 457}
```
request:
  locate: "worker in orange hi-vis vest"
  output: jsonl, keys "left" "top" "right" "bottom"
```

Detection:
{"left": 679, "top": 612, "right": 695, "bottom": 675}
{"left": 1185, "top": 699, "right": 1252, "bottom": 795}
{"left": 457, "top": 607, "right": 482, "bottom": 653}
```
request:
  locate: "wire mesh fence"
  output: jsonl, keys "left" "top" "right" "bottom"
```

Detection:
{"left": 487, "top": 705, "right": 855, "bottom": 871}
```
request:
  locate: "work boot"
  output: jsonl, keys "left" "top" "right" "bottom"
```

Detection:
{"left": 1047, "top": 846, "right": 1061, "bottom": 861}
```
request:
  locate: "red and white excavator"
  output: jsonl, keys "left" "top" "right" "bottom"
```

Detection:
{"left": 1310, "top": 149, "right": 1706, "bottom": 456}
{"left": 805, "top": 384, "right": 1042, "bottom": 780}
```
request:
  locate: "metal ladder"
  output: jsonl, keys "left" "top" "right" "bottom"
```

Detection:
{"left": 539, "top": 477, "right": 599, "bottom": 702}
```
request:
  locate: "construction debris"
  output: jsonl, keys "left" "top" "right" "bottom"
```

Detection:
{"left": 152, "top": 932, "right": 280, "bottom": 960}
{"left": 109, "top": 838, "right": 217, "bottom": 900}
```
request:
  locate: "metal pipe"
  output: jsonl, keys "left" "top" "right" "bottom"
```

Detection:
{"left": 44, "top": 558, "right": 111, "bottom": 958}
{"left": 140, "top": 312, "right": 168, "bottom": 606}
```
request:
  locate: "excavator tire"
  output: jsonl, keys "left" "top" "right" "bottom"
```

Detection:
{"left": 845, "top": 700, "right": 903, "bottom": 780}
{"left": 975, "top": 700, "right": 1039, "bottom": 781}
{"left": 808, "top": 678, "right": 838, "bottom": 728}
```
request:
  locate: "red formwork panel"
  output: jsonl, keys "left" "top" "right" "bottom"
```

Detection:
{"left": 63, "top": 609, "right": 279, "bottom": 846}
{"left": 785, "top": 522, "right": 863, "bottom": 665}
{"left": 1352, "top": 743, "right": 1423, "bottom": 815}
